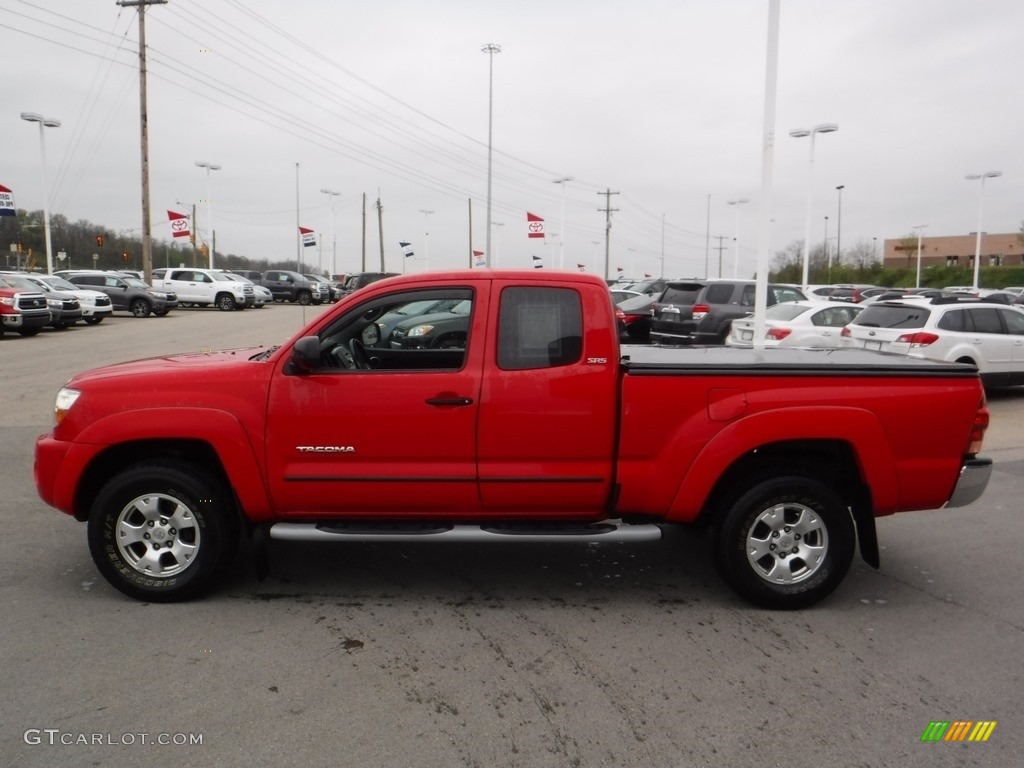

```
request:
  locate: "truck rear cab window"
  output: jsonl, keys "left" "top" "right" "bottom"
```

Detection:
{"left": 497, "top": 287, "right": 582, "bottom": 370}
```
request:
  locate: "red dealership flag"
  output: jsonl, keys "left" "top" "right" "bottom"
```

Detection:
{"left": 473, "top": 249, "right": 485, "bottom": 267}
{"left": 299, "top": 226, "right": 316, "bottom": 247}
{"left": 527, "top": 212, "right": 545, "bottom": 239}
{"left": 167, "top": 210, "right": 190, "bottom": 239}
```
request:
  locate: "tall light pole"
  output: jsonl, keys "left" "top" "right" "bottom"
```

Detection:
{"left": 966, "top": 171, "right": 1001, "bottom": 289}
{"left": 823, "top": 215, "right": 831, "bottom": 283}
{"left": 552, "top": 176, "right": 573, "bottom": 269}
{"left": 418, "top": 208, "right": 434, "bottom": 271}
{"left": 790, "top": 123, "right": 838, "bottom": 290}
{"left": 195, "top": 161, "right": 221, "bottom": 268}
{"left": 835, "top": 185, "right": 845, "bottom": 264}
{"left": 727, "top": 198, "right": 749, "bottom": 278}
{"left": 481, "top": 43, "right": 501, "bottom": 268}
{"left": 913, "top": 224, "right": 928, "bottom": 288}
{"left": 321, "top": 188, "right": 341, "bottom": 276}
{"left": 492, "top": 221, "right": 504, "bottom": 266}
{"left": 20, "top": 112, "right": 61, "bottom": 275}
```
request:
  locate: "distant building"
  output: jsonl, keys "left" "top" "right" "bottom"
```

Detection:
{"left": 883, "top": 233, "right": 1023, "bottom": 270}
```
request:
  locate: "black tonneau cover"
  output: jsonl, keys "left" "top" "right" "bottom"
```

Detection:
{"left": 620, "top": 345, "right": 978, "bottom": 378}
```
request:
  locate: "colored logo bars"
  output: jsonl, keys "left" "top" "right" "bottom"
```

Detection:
{"left": 920, "top": 720, "right": 996, "bottom": 743}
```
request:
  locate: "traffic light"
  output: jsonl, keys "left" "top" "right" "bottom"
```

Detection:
{"left": 122, "top": 251, "right": 129, "bottom": 262}
{"left": 96, "top": 235, "right": 104, "bottom": 247}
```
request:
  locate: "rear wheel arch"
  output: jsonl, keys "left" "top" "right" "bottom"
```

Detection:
{"left": 699, "top": 439, "right": 865, "bottom": 527}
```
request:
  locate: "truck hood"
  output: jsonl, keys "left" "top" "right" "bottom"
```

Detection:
{"left": 67, "top": 346, "right": 272, "bottom": 386}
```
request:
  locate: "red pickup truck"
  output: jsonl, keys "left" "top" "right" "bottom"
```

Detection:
{"left": 34, "top": 270, "right": 992, "bottom": 608}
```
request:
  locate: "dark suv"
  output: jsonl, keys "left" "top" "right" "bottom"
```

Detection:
{"left": 650, "top": 279, "right": 806, "bottom": 345}
{"left": 339, "top": 272, "right": 400, "bottom": 297}
{"left": 63, "top": 271, "right": 177, "bottom": 317}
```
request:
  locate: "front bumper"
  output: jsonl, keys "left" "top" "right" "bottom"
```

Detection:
{"left": 945, "top": 457, "right": 993, "bottom": 508}
{"left": 2, "top": 311, "right": 50, "bottom": 331}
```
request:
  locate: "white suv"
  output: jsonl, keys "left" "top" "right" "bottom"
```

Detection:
{"left": 840, "top": 297, "right": 1024, "bottom": 387}
{"left": 151, "top": 268, "right": 254, "bottom": 311}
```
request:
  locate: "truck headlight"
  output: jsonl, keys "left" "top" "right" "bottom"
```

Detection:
{"left": 55, "top": 387, "right": 81, "bottom": 425}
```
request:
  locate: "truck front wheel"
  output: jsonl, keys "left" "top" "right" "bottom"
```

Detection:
{"left": 216, "top": 293, "right": 236, "bottom": 312}
{"left": 714, "top": 476, "right": 854, "bottom": 609}
{"left": 86, "top": 462, "right": 238, "bottom": 602}
{"left": 297, "top": 291, "right": 312, "bottom": 305}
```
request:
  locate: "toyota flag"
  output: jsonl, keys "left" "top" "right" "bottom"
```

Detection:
{"left": 527, "top": 212, "right": 545, "bottom": 239}
{"left": 167, "top": 210, "right": 190, "bottom": 239}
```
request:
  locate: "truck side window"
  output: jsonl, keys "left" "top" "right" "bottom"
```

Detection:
{"left": 497, "top": 287, "right": 582, "bottom": 371}
{"left": 317, "top": 289, "right": 473, "bottom": 372}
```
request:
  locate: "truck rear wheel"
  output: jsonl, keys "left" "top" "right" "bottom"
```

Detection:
{"left": 86, "top": 461, "right": 238, "bottom": 602}
{"left": 714, "top": 476, "right": 854, "bottom": 609}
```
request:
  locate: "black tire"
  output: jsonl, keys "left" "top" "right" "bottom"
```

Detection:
{"left": 83, "top": 316, "right": 104, "bottom": 325}
{"left": 297, "top": 291, "right": 312, "bottom": 306}
{"left": 714, "top": 476, "right": 854, "bottom": 609}
{"left": 130, "top": 298, "right": 152, "bottom": 318}
{"left": 86, "top": 461, "right": 239, "bottom": 602}
{"left": 153, "top": 309, "right": 169, "bottom": 317}
{"left": 19, "top": 327, "right": 42, "bottom": 337}
{"left": 216, "top": 293, "right": 236, "bottom": 312}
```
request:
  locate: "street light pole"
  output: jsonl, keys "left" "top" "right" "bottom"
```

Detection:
{"left": 835, "top": 185, "right": 845, "bottom": 264}
{"left": 790, "top": 123, "right": 838, "bottom": 290}
{"left": 418, "top": 208, "right": 434, "bottom": 271}
{"left": 727, "top": 199, "right": 749, "bottom": 278}
{"left": 823, "top": 215, "right": 830, "bottom": 283}
{"left": 552, "top": 176, "right": 573, "bottom": 269}
{"left": 965, "top": 171, "right": 1002, "bottom": 289}
{"left": 913, "top": 224, "right": 928, "bottom": 288}
{"left": 20, "top": 112, "right": 61, "bottom": 275}
{"left": 321, "top": 188, "right": 341, "bottom": 276}
{"left": 481, "top": 43, "right": 501, "bottom": 268}
{"left": 195, "top": 161, "right": 221, "bottom": 268}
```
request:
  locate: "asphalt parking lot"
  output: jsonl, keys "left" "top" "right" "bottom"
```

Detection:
{"left": 2, "top": 304, "right": 1023, "bottom": 768}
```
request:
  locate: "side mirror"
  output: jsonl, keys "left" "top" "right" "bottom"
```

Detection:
{"left": 361, "top": 323, "right": 381, "bottom": 347}
{"left": 289, "top": 336, "right": 320, "bottom": 373}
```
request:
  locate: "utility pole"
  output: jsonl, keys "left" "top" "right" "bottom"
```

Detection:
{"left": 467, "top": 198, "right": 474, "bottom": 267}
{"left": 361, "top": 193, "right": 367, "bottom": 272}
{"left": 295, "top": 162, "right": 301, "bottom": 272}
{"left": 597, "top": 189, "right": 619, "bottom": 280}
{"left": 714, "top": 235, "right": 728, "bottom": 278}
{"left": 375, "top": 192, "right": 385, "bottom": 271}
{"left": 117, "top": 0, "right": 166, "bottom": 285}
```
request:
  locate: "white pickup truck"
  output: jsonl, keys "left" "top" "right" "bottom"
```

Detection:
{"left": 151, "top": 268, "right": 254, "bottom": 311}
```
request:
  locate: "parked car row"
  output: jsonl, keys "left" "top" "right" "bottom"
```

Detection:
{"left": 0, "top": 271, "right": 116, "bottom": 337}
{"left": 616, "top": 278, "right": 808, "bottom": 344}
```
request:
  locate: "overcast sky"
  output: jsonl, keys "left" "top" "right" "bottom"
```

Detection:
{"left": 4, "top": 0, "right": 1021, "bottom": 278}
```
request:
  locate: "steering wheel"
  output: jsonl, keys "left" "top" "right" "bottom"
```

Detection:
{"left": 349, "top": 338, "right": 371, "bottom": 369}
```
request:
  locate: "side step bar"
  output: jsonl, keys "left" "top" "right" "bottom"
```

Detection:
{"left": 269, "top": 520, "right": 662, "bottom": 544}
